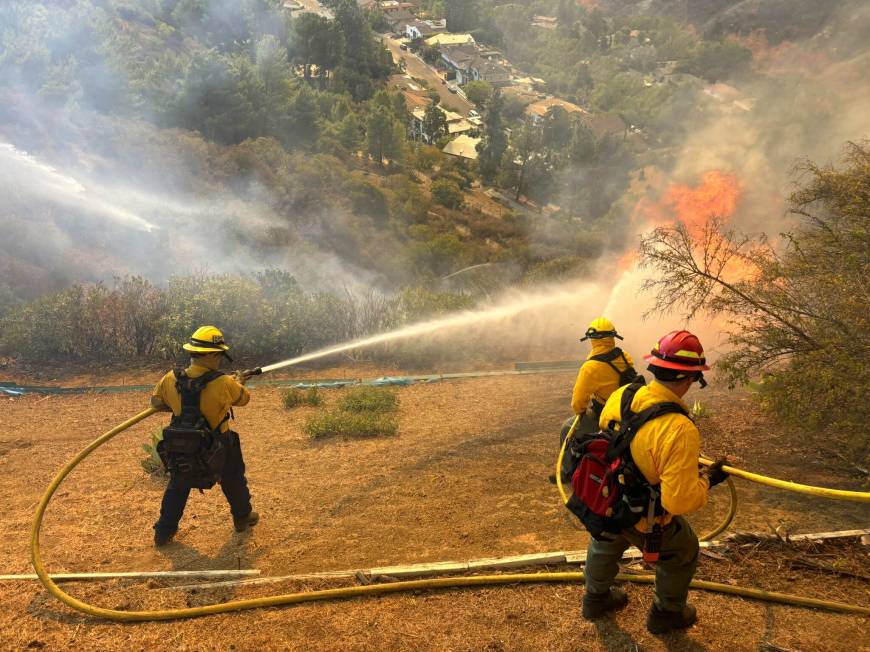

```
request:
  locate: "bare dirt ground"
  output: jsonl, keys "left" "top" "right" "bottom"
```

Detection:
{"left": 1, "top": 369, "right": 868, "bottom": 651}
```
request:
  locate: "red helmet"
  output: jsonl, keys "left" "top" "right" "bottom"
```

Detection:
{"left": 644, "top": 330, "right": 710, "bottom": 372}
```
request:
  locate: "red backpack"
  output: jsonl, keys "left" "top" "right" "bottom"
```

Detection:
{"left": 566, "top": 382, "right": 687, "bottom": 540}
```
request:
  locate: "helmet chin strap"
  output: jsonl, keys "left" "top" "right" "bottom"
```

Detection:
{"left": 697, "top": 372, "right": 707, "bottom": 389}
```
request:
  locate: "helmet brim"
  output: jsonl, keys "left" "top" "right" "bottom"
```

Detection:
{"left": 644, "top": 354, "right": 710, "bottom": 371}
{"left": 183, "top": 342, "right": 230, "bottom": 354}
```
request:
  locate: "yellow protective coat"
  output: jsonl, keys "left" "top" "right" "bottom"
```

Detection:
{"left": 152, "top": 364, "right": 250, "bottom": 433}
{"left": 599, "top": 380, "right": 709, "bottom": 530}
{"left": 570, "top": 338, "right": 635, "bottom": 414}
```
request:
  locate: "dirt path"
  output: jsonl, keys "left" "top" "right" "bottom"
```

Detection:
{"left": 1, "top": 370, "right": 867, "bottom": 650}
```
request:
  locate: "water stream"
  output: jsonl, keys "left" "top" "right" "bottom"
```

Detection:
{"left": 261, "top": 281, "right": 600, "bottom": 373}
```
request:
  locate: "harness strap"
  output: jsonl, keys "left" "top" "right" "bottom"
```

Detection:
{"left": 589, "top": 348, "right": 636, "bottom": 380}
{"left": 604, "top": 382, "right": 688, "bottom": 463}
{"left": 172, "top": 369, "right": 229, "bottom": 431}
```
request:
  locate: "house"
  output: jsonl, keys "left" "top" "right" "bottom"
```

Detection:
{"left": 440, "top": 44, "right": 512, "bottom": 86}
{"left": 440, "top": 43, "right": 479, "bottom": 84}
{"left": 525, "top": 97, "right": 587, "bottom": 123}
{"left": 442, "top": 134, "right": 481, "bottom": 160}
{"left": 442, "top": 108, "right": 474, "bottom": 136}
{"left": 470, "top": 58, "right": 511, "bottom": 86}
{"left": 405, "top": 18, "right": 446, "bottom": 40}
{"left": 380, "top": 1, "right": 416, "bottom": 14}
{"left": 385, "top": 8, "right": 416, "bottom": 32}
{"left": 410, "top": 106, "right": 474, "bottom": 143}
{"left": 425, "top": 33, "right": 475, "bottom": 48}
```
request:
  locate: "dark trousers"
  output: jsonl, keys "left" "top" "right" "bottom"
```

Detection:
{"left": 154, "top": 432, "right": 252, "bottom": 537}
{"left": 585, "top": 516, "right": 700, "bottom": 611}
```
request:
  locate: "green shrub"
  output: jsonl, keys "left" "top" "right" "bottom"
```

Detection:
{"left": 304, "top": 410, "right": 397, "bottom": 439}
{"left": 337, "top": 386, "right": 398, "bottom": 414}
{"left": 141, "top": 428, "right": 166, "bottom": 476}
{"left": 431, "top": 178, "right": 463, "bottom": 208}
{"left": 282, "top": 387, "right": 323, "bottom": 409}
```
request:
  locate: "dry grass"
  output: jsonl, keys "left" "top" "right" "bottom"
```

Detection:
{"left": 0, "top": 369, "right": 868, "bottom": 651}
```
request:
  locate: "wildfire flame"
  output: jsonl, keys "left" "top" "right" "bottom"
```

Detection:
{"left": 634, "top": 169, "right": 743, "bottom": 239}
{"left": 662, "top": 170, "right": 742, "bottom": 234}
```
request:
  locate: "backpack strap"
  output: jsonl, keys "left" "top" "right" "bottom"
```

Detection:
{"left": 173, "top": 369, "right": 228, "bottom": 431}
{"left": 604, "top": 383, "right": 688, "bottom": 462}
{"left": 589, "top": 347, "right": 636, "bottom": 380}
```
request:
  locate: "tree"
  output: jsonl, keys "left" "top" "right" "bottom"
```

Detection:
{"left": 287, "top": 83, "right": 319, "bottom": 147}
{"left": 508, "top": 118, "right": 545, "bottom": 201}
{"left": 337, "top": 112, "right": 363, "bottom": 151}
{"left": 422, "top": 104, "right": 448, "bottom": 143}
{"left": 175, "top": 51, "right": 254, "bottom": 143}
{"left": 678, "top": 41, "right": 752, "bottom": 82}
{"left": 421, "top": 44, "right": 441, "bottom": 64}
{"left": 637, "top": 144, "right": 870, "bottom": 463}
{"left": 365, "top": 105, "right": 402, "bottom": 165}
{"left": 583, "top": 8, "right": 608, "bottom": 40}
{"left": 445, "top": 0, "right": 479, "bottom": 32}
{"left": 476, "top": 90, "right": 507, "bottom": 184}
{"left": 431, "top": 178, "right": 463, "bottom": 208}
{"left": 463, "top": 80, "right": 493, "bottom": 107}
{"left": 292, "top": 13, "right": 343, "bottom": 82}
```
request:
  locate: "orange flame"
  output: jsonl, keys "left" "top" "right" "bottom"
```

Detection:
{"left": 633, "top": 170, "right": 752, "bottom": 280}
{"left": 662, "top": 170, "right": 742, "bottom": 236}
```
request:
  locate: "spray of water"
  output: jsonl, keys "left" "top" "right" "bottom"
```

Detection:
{"left": 261, "top": 281, "right": 601, "bottom": 373}
{"left": 0, "top": 142, "right": 158, "bottom": 231}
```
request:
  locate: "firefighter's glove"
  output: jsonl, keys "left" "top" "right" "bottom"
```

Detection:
{"left": 702, "top": 458, "right": 729, "bottom": 488}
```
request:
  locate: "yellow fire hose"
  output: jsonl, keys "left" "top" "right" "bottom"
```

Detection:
{"left": 30, "top": 408, "right": 870, "bottom": 621}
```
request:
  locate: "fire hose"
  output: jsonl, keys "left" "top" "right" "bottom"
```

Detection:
{"left": 30, "top": 389, "right": 870, "bottom": 621}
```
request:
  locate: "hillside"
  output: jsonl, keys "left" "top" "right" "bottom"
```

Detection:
{"left": 0, "top": 0, "right": 600, "bottom": 310}
{"left": 603, "top": 0, "right": 849, "bottom": 42}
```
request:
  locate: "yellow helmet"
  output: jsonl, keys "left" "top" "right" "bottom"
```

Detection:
{"left": 581, "top": 317, "right": 622, "bottom": 341}
{"left": 182, "top": 326, "right": 231, "bottom": 358}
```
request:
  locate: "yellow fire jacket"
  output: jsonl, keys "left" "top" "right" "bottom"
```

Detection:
{"left": 570, "top": 338, "right": 635, "bottom": 414}
{"left": 152, "top": 364, "right": 250, "bottom": 433}
{"left": 599, "top": 380, "right": 709, "bottom": 530}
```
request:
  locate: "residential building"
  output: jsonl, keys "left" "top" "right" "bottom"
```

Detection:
{"left": 380, "top": 1, "right": 417, "bottom": 14}
{"left": 525, "top": 97, "right": 587, "bottom": 123}
{"left": 385, "top": 8, "right": 416, "bottom": 32}
{"left": 425, "top": 33, "right": 475, "bottom": 48}
{"left": 410, "top": 106, "right": 475, "bottom": 143}
{"left": 442, "top": 134, "right": 481, "bottom": 160}
{"left": 440, "top": 44, "right": 511, "bottom": 86}
{"left": 405, "top": 18, "right": 446, "bottom": 40}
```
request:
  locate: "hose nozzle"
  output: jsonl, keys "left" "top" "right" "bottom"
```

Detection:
{"left": 239, "top": 367, "right": 263, "bottom": 380}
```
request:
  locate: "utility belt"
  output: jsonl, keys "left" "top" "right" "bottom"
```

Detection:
{"left": 158, "top": 426, "right": 233, "bottom": 490}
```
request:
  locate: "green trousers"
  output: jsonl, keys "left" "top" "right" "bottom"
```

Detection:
{"left": 584, "top": 516, "right": 699, "bottom": 612}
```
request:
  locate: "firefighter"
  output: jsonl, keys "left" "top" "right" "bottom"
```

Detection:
{"left": 552, "top": 317, "right": 638, "bottom": 483}
{"left": 581, "top": 330, "right": 728, "bottom": 634}
{"left": 151, "top": 326, "right": 259, "bottom": 547}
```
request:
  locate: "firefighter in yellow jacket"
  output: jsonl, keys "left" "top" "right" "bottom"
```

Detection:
{"left": 150, "top": 326, "right": 258, "bottom": 546}
{"left": 553, "top": 317, "right": 638, "bottom": 483}
{"left": 581, "top": 330, "right": 728, "bottom": 634}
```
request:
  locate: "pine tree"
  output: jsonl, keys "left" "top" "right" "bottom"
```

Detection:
{"left": 422, "top": 105, "right": 447, "bottom": 143}
{"left": 476, "top": 90, "right": 507, "bottom": 184}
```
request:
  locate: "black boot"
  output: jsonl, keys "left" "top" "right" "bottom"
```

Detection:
{"left": 234, "top": 510, "right": 259, "bottom": 533}
{"left": 154, "top": 528, "right": 177, "bottom": 547}
{"left": 582, "top": 586, "right": 628, "bottom": 619}
{"left": 646, "top": 603, "right": 697, "bottom": 634}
